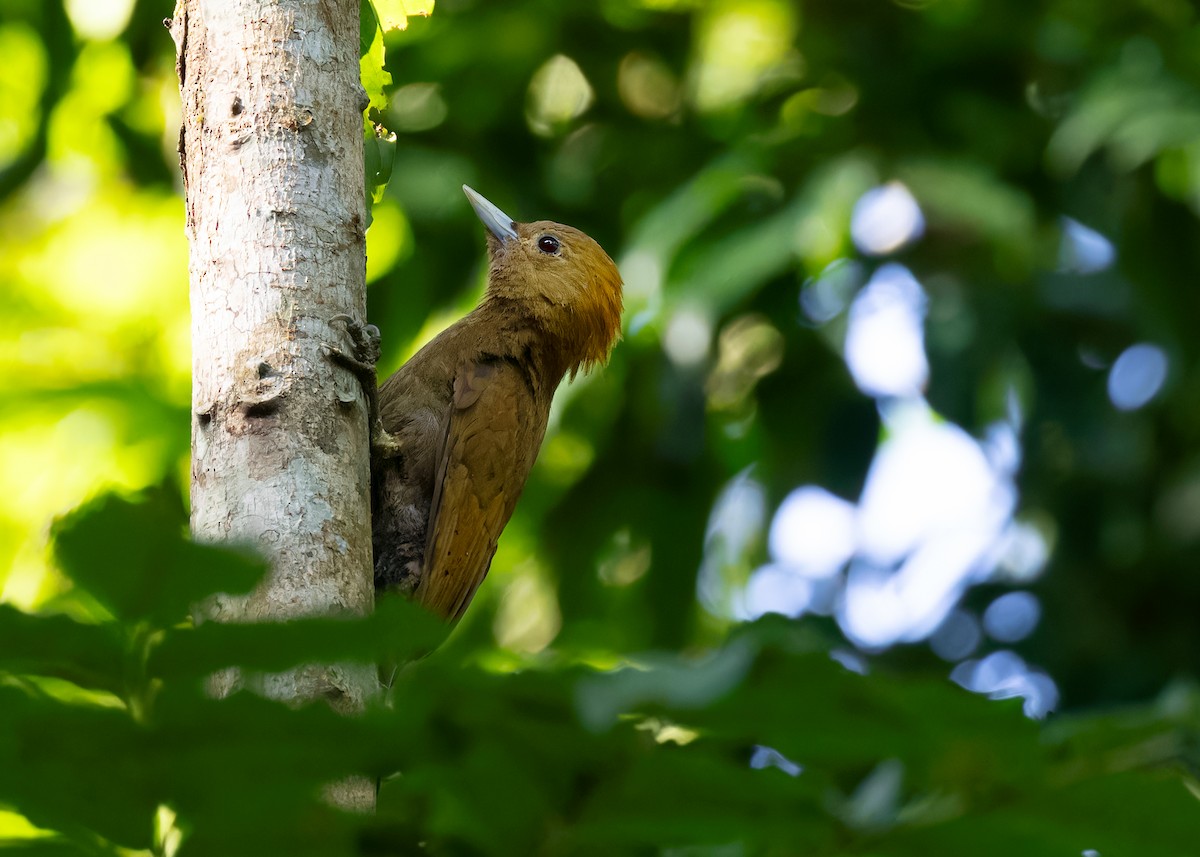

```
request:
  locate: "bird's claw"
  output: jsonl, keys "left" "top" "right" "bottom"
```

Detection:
{"left": 329, "top": 314, "right": 382, "bottom": 367}
{"left": 324, "top": 315, "right": 401, "bottom": 465}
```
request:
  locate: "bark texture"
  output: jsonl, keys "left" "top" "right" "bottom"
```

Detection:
{"left": 169, "top": 0, "right": 375, "bottom": 809}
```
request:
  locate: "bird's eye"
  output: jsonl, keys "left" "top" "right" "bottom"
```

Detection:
{"left": 537, "top": 235, "right": 561, "bottom": 255}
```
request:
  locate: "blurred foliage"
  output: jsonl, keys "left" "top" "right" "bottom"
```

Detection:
{"left": 4, "top": 0, "right": 1200, "bottom": 851}
{"left": 2, "top": 492, "right": 1199, "bottom": 855}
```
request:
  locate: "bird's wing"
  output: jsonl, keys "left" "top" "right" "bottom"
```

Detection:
{"left": 414, "top": 358, "right": 545, "bottom": 621}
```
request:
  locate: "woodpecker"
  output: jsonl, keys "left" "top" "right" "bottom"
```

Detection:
{"left": 368, "top": 186, "right": 623, "bottom": 621}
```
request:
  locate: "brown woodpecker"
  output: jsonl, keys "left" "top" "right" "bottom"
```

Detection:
{"left": 371, "top": 186, "right": 623, "bottom": 622}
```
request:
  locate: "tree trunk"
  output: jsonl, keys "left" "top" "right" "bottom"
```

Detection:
{"left": 168, "top": 0, "right": 376, "bottom": 811}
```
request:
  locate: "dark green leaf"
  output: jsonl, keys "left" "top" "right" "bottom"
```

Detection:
{"left": 50, "top": 491, "right": 266, "bottom": 626}
{"left": 0, "top": 605, "right": 125, "bottom": 693}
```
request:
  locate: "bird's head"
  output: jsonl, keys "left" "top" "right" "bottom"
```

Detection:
{"left": 464, "top": 185, "right": 623, "bottom": 377}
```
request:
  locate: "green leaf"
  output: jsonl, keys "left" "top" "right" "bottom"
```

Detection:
{"left": 50, "top": 491, "right": 266, "bottom": 627}
{"left": 0, "top": 842, "right": 95, "bottom": 857}
{"left": 364, "top": 119, "right": 397, "bottom": 221}
{"left": 0, "top": 688, "right": 157, "bottom": 850}
{"left": 574, "top": 749, "right": 832, "bottom": 851}
{"left": 359, "top": 6, "right": 391, "bottom": 114}
{"left": 149, "top": 594, "right": 449, "bottom": 680}
{"left": 877, "top": 771, "right": 1200, "bottom": 857}
{"left": 359, "top": 0, "right": 379, "bottom": 56}
{"left": 576, "top": 636, "right": 759, "bottom": 731}
{"left": 373, "top": 127, "right": 397, "bottom": 203}
{"left": 370, "top": 0, "right": 434, "bottom": 33}
{"left": 0, "top": 605, "right": 125, "bottom": 693}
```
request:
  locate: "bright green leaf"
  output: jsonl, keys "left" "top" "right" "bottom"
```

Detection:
{"left": 359, "top": 13, "right": 391, "bottom": 113}
{"left": 371, "top": 0, "right": 435, "bottom": 33}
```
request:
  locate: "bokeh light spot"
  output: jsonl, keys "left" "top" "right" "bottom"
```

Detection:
{"left": 983, "top": 591, "right": 1041, "bottom": 643}
{"left": 768, "top": 486, "right": 856, "bottom": 579}
{"left": 707, "top": 314, "right": 784, "bottom": 410}
{"left": 618, "top": 53, "right": 682, "bottom": 120}
{"left": 388, "top": 83, "right": 448, "bottom": 132}
{"left": 930, "top": 608, "right": 982, "bottom": 661}
{"left": 1107, "top": 342, "right": 1168, "bottom": 411}
{"left": 801, "top": 258, "right": 863, "bottom": 324}
{"left": 65, "top": 0, "right": 135, "bottom": 41}
{"left": 843, "top": 264, "right": 928, "bottom": 398}
{"left": 663, "top": 306, "right": 712, "bottom": 367}
{"left": 699, "top": 471, "right": 768, "bottom": 617}
{"left": 1059, "top": 217, "right": 1115, "bottom": 274}
{"left": 993, "top": 518, "right": 1053, "bottom": 582}
{"left": 598, "top": 529, "right": 652, "bottom": 587}
{"left": 526, "top": 55, "right": 594, "bottom": 137}
{"left": 830, "top": 648, "right": 869, "bottom": 675}
{"left": 850, "top": 182, "right": 925, "bottom": 256}
{"left": 750, "top": 745, "right": 803, "bottom": 776}
{"left": 951, "top": 650, "right": 1059, "bottom": 718}
{"left": 838, "top": 563, "right": 910, "bottom": 650}
{"left": 740, "top": 565, "right": 813, "bottom": 620}
{"left": 858, "top": 401, "right": 1013, "bottom": 565}
{"left": 690, "top": 0, "right": 797, "bottom": 112}
{"left": 492, "top": 564, "right": 561, "bottom": 654}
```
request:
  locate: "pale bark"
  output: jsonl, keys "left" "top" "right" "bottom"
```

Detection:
{"left": 168, "top": 0, "right": 375, "bottom": 810}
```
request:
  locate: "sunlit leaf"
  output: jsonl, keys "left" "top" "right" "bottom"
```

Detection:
{"left": 358, "top": 6, "right": 390, "bottom": 113}
{"left": 371, "top": 0, "right": 435, "bottom": 32}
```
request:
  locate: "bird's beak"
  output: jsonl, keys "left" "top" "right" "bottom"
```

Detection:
{"left": 463, "top": 185, "right": 519, "bottom": 244}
